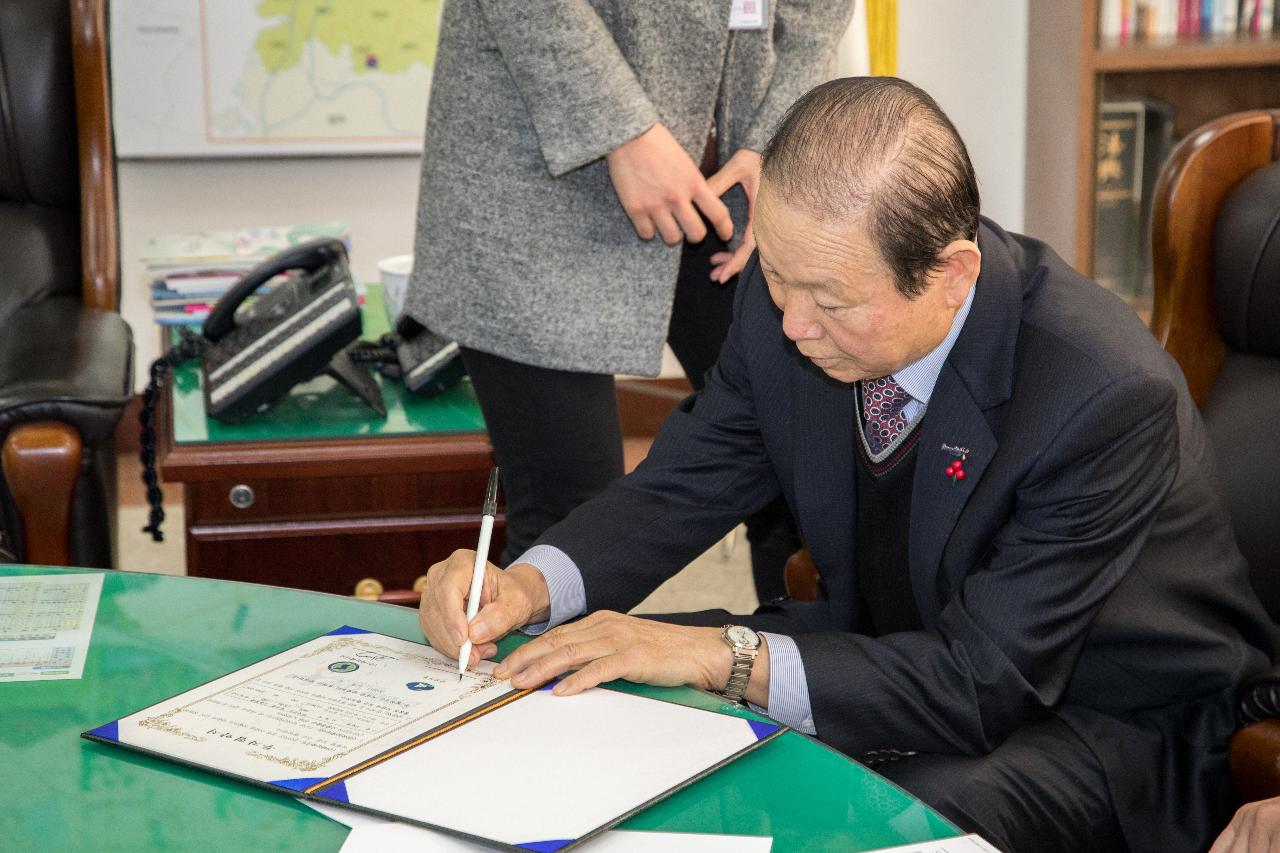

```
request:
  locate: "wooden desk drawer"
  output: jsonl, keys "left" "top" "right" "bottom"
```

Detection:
{"left": 186, "top": 468, "right": 496, "bottom": 524}
{"left": 187, "top": 515, "right": 506, "bottom": 597}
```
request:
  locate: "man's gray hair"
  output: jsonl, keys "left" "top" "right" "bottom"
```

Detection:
{"left": 761, "top": 77, "right": 981, "bottom": 298}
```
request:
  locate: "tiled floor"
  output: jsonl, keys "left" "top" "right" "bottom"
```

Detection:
{"left": 114, "top": 443, "right": 760, "bottom": 616}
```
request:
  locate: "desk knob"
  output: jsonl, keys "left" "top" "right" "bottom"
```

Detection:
{"left": 354, "top": 578, "right": 384, "bottom": 600}
{"left": 229, "top": 484, "right": 255, "bottom": 509}
{"left": 412, "top": 575, "right": 428, "bottom": 593}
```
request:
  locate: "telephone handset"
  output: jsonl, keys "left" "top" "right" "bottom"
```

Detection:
{"left": 202, "top": 238, "right": 345, "bottom": 341}
{"left": 200, "top": 237, "right": 384, "bottom": 422}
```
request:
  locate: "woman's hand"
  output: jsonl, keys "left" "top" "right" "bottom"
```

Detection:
{"left": 607, "top": 124, "right": 734, "bottom": 246}
{"left": 705, "top": 148, "right": 763, "bottom": 283}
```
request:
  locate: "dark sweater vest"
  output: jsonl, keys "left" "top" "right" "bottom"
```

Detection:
{"left": 854, "top": 389, "right": 925, "bottom": 637}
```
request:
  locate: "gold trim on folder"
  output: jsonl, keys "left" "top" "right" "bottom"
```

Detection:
{"left": 303, "top": 687, "right": 536, "bottom": 795}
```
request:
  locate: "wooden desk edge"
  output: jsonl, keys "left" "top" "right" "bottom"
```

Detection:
{"left": 158, "top": 393, "right": 495, "bottom": 482}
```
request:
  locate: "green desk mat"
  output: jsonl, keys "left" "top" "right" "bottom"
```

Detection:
{"left": 169, "top": 284, "right": 486, "bottom": 445}
{"left": 0, "top": 565, "right": 959, "bottom": 853}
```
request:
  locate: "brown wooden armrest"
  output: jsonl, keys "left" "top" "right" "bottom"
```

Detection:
{"left": 1231, "top": 718, "right": 1280, "bottom": 803}
{"left": 2, "top": 422, "right": 82, "bottom": 566}
{"left": 784, "top": 548, "right": 820, "bottom": 603}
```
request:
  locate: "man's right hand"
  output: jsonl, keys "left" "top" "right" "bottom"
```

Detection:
{"left": 606, "top": 123, "right": 734, "bottom": 247}
{"left": 417, "top": 550, "right": 551, "bottom": 667}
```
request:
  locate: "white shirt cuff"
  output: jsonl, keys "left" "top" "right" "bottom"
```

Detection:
{"left": 752, "top": 633, "right": 816, "bottom": 735}
{"left": 511, "top": 544, "right": 587, "bottom": 635}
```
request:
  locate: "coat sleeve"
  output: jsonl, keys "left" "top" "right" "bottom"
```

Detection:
{"left": 740, "top": 0, "right": 854, "bottom": 152}
{"left": 795, "top": 370, "right": 1182, "bottom": 759}
{"left": 474, "top": 0, "right": 660, "bottom": 177}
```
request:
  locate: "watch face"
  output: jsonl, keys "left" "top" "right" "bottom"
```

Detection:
{"left": 726, "top": 625, "right": 759, "bottom": 648}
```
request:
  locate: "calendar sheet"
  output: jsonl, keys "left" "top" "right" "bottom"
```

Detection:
{"left": 0, "top": 573, "right": 103, "bottom": 681}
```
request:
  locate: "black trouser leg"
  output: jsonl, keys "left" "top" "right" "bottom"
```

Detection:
{"left": 669, "top": 236, "right": 802, "bottom": 604}
{"left": 459, "top": 347, "right": 624, "bottom": 567}
{"left": 875, "top": 717, "right": 1127, "bottom": 853}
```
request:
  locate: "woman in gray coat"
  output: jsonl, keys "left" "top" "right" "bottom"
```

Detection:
{"left": 405, "top": 0, "right": 852, "bottom": 589}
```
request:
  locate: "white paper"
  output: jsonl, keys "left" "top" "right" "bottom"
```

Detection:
{"left": 107, "top": 631, "right": 514, "bottom": 783}
{"left": 870, "top": 835, "right": 1003, "bottom": 853}
{"left": 0, "top": 573, "right": 103, "bottom": 682}
{"left": 308, "top": 802, "right": 771, "bottom": 853}
{"left": 334, "top": 685, "right": 772, "bottom": 847}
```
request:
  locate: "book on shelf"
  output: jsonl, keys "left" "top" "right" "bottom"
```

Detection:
{"left": 143, "top": 221, "right": 349, "bottom": 327}
{"left": 1093, "top": 99, "right": 1176, "bottom": 305}
{"left": 1102, "top": 0, "right": 1276, "bottom": 42}
{"left": 150, "top": 270, "right": 246, "bottom": 294}
{"left": 153, "top": 309, "right": 211, "bottom": 326}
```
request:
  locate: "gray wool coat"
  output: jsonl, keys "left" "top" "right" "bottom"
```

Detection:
{"left": 406, "top": 0, "right": 853, "bottom": 376}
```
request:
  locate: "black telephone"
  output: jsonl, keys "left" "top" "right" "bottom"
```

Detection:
{"left": 389, "top": 315, "right": 466, "bottom": 396}
{"left": 137, "top": 238, "right": 466, "bottom": 543}
{"left": 200, "top": 237, "right": 384, "bottom": 422}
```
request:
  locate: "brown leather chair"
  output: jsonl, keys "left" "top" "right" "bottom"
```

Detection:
{"left": 0, "top": 0, "right": 132, "bottom": 567}
{"left": 1148, "top": 109, "right": 1280, "bottom": 803}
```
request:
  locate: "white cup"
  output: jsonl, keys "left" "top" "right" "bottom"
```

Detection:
{"left": 377, "top": 254, "right": 413, "bottom": 323}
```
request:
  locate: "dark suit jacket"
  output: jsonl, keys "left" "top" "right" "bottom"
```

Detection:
{"left": 540, "top": 218, "right": 1276, "bottom": 851}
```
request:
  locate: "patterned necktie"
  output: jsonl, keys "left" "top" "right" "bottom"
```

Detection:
{"left": 860, "top": 376, "right": 912, "bottom": 455}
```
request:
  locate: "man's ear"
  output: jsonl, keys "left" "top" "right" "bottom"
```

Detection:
{"left": 937, "top": 239, "right": 981, "bottom": 308}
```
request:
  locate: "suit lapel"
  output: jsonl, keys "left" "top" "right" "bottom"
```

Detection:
{"left": 907, "top": 220, "right": 1023, "bottom": 629}
{"left": 908, "top": 363, "right": 998, "bottom": 628}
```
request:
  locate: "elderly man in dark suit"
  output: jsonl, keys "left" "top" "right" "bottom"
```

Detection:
{"left": 418, "top": 77, "right": 1276, "bottom": 852}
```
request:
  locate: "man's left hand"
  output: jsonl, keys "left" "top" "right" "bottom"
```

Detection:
{"left": 705, "top": 149, "right": 763, "bottom": 283}
{"left": 493, "top": 611, "right": 733, "bottom": 697}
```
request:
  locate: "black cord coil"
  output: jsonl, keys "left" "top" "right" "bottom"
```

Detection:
{"left": 139, "top": 330, "right": 203, "bottom": 542}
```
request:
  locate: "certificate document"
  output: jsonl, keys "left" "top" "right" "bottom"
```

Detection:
{"left": 90, "top": 627, "right": 513, "bottom": 781}
{"left": 0, "top": 572, "right": 103, "bottom": 682}
{"left": 84, "top": 627, "right": 784, "bottom": 852}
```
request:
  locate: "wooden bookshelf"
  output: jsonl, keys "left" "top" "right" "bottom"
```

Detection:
{"left": 1025, "top": 0, "right": 1280, "bottom": 302}
{"left": 1095, "top": 34, "right": 1280, "bottom": 69}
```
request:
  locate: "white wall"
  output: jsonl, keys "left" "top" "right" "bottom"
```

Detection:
{"left": 896, "top": 1, "right": 1029, "bottom": 231}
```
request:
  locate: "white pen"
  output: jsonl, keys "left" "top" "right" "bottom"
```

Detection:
{"left": 458, "top": 467, "right": 500, "bottom": 680}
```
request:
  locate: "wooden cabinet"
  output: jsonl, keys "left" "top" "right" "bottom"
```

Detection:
{"left": 157, "top": 397, "right": 502, "bottom": 598}
{"left": 1025, "top": 0, "right": 1280, "bottom": 312}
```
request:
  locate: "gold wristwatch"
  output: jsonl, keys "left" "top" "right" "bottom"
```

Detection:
{"left": 719, "top": 624, "right": 761, "bottom": 703}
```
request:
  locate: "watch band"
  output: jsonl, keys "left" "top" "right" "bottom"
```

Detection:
{"left": 720, "top": 626, "right": 760, "bottom": 703}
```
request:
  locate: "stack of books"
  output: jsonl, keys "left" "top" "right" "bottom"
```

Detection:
{"left": 145, "top": 222, "right": 350, "bottom": 326}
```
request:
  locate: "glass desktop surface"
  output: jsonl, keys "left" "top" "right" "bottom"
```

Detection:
{"left": 169, "top": 285, "right": 487, "bottom": 444}
{"left": 0, "top": 565, "right": 959, "bottom": 853}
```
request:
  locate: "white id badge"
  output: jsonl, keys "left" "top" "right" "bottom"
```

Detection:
{"left": 730, "top": 0, "right": 768, "bottom": 30}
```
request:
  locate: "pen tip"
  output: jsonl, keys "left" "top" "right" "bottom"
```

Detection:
{"left": 458, "top": 674, "right": 463, "bottom": 682}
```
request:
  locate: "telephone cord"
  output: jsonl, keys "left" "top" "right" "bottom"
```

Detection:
{"left": 139, "top": 331, "right": 204, "bottom": 542}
